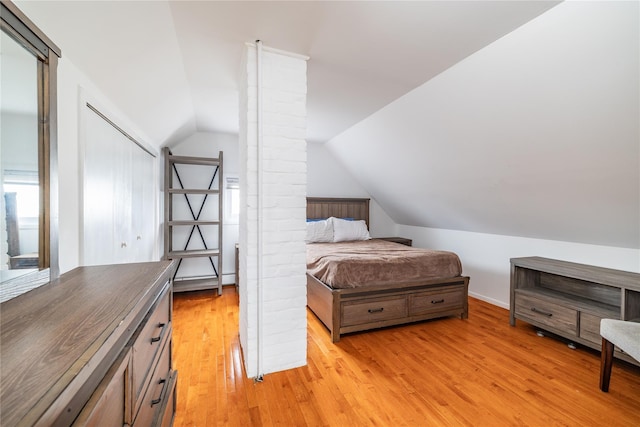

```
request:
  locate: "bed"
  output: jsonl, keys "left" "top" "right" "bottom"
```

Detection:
{"left": 306, "top": 197, "right": 470, "bottom": 342}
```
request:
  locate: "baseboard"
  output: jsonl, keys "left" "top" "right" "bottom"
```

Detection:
{"left": 221, "top": 273, "right": 236, "bottom": 286}
{"left": 468, "top": 291, "right": 509, "bottom": 310}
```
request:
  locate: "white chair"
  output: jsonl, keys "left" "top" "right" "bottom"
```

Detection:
{"left": 600, "top": 319, "right": 640, "bottom": 392}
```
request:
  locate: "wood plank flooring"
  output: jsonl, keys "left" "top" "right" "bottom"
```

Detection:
{"left": 172, "top": 287, "right": 640, "bottom": 426}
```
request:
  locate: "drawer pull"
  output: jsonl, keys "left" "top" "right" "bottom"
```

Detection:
{"left": 368, "top": 308, "right": 384, "bottom": 314}
{"left": 431, "top": 299, "right": 445, "bottom": 304}
{"left": 150, "top": 323, "right": 167, "bottom": 344}
{"left": 151, "top": 378, "right": 167, "bottom": 406}
{"left": 531, "top": 307, "right": 553, "bottom": 317}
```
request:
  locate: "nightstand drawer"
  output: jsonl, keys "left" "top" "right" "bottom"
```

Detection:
{"left": 342, "top": 296, "right": 407, "bottom": 327}
{"left": 515, "top": 293, "right": 577, "bottom": 334}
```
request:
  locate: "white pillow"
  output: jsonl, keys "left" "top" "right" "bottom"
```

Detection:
{"left": 306, "top": 219, "right": 334, "bottom": 243}
{"left": 331, "top": 217, "right": 371, "bottom": 242}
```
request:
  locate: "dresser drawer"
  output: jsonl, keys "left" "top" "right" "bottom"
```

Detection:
{"left": 132, "top": 287, "right": 171, "bottom": 410}
{"left": 134, "top": 338, "right": 172, "bottom": 426}
{"left": 342, "top": 296, "right": 407, "bottom": 327}
{"left": 72, "top": 348, "right": 131, "bottom": 427}
{"left": 158, "top": 370, "right": 178, "bottom": 427}
{"left": 580, "top": 312, "right": 609, "bottom": 345}
{"left": 515, "top": 293, "right": 577, "bottom": 334}
{"left": 409, "top": 286, "right": 464, "bottom": 316}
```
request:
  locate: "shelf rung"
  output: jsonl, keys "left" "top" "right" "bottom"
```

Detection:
{"left": 169, "top": 189, "right": 220, "bottom": 195}
{"left": 168, "top": 220, "right": 220, "bottom": 226}
{"left": 168, "top": 249, "right": 220, "bottom": 259}
{"left": 173, "top": 275, "right": 219, "bottom": 282}
{"left": 173, "top": 277, "right": 220, "bottom": 293}
{"left": 169, "top": 155, "right": 220, "bottom": 166}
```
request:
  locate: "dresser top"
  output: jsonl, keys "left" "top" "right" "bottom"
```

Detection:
{"left": 511, "top": 256, "right": 640, "bottom": 290}
{"left": 0, "top": 261, "right": 175, "bottom": 426}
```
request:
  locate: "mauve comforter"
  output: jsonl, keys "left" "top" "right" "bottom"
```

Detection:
{"left": 306, "top": 239, "right": 463, "bottom": 289}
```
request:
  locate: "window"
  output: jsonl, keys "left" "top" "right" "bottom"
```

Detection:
{"left": 225, "top": 176, "right": 239, "bottom": 223}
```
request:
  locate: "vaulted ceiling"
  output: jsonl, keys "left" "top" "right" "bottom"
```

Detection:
{"left": 16, "top": 0, "right": 559, "bottom": 145}
{"left": 13, "top": 1, "right": 639, "bottom": 250}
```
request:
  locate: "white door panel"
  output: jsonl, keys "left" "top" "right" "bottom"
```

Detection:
{"left": 82, "top": 104, "right": 156, "bottom": 266}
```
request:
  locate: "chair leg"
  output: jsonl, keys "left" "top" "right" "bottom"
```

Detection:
{"left": 600, "top": 337, "right": 615, "bottom": 392}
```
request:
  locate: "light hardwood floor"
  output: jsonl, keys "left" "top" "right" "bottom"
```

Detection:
{"left": 172, "top": 287, "right": 640, "bottom": 426}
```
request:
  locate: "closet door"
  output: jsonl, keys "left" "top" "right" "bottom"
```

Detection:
{"left": 111, "top": 126, "right": 133, "bottom": 264}
{"left": 82, "top": 104, "right": 156, "bottom": 266}
{"left": 131, "top": 144, "right": 155, "bottom": 262}
{"left": 83, "top": 107, "right": 119, "bottom": 265}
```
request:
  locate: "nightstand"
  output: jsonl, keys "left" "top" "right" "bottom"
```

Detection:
{"left": 376, "top": 237, "right": 412, "bottom": 247}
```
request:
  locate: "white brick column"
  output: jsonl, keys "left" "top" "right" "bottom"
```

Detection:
{"left": 238, "top": 43, "right": 308, "bottom": 378}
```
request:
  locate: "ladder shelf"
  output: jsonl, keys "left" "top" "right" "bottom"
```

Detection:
{"left": 163, "top": 147, "right": 223, "bottom": 295}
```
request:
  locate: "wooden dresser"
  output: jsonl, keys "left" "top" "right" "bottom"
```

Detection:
{"left": 510, "top": 257, "right": 640, "bottom": 364}
{"left": 0, "top": 261, "right": 177, "bottom": 426}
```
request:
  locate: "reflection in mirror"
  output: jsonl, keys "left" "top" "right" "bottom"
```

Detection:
{"left": 0, "top": 0, "right": 60, "bottom": 303}
{"left": 0, "top": 27, "right": 40, "bottom": 281}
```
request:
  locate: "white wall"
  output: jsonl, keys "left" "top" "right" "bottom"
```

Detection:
{"left": 321, "top": 0, "right": 640, "bottom": 310}
{"left": 169, "top": 132, "right": 239, "bottom": 284}
{"left": 326, "top": 1, "right": 639, "bottom": 250}
{"left": 399, "top": 224, "right": 640, "bottom": 309}
{"left": 25, "top": 0, "right": 638, "bottom": 323}
{"left": 0, "top": 112, "right": 38, "bottom": 170}
{"left": 1, "top": 112, "right": 39, "bottom": 259}
{"left": 307, "top": 142, "right": 396, "bottom": 237}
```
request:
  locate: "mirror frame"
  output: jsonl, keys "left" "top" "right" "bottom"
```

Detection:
{"left": 1, "top": 0, "right": 60, "bottom": 295}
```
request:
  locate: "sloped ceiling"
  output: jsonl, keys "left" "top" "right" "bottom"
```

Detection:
{"left": 327, "top": 1, "right": 640, "bottom": 249}
{"left": 15, "top": 0, "right": 559, "bottom": 145}
{"left": 13, "top": 1, "right": 637, "bottom": 249}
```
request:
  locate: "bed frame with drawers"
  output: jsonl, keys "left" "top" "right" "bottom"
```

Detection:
{"left": 306, "top": 197, "right": 469, "bottom": 343}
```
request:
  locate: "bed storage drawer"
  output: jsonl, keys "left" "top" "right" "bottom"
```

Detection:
{"left": 515, "top": 293, "right": 577, "bottom": 334}
{"left": 409, "top": 286, "right": 464, "bottom": 316}
{"left": 341, "top": 296, "right": 407, "bottom": 327}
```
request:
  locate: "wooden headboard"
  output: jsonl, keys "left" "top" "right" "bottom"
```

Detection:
{"left": 306, "top": 197, "right": 370, "bottom": 228}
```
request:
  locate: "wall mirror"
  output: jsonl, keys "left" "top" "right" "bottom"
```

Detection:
{"left": 0, "top": 0, "right": 59, "bottom": 302}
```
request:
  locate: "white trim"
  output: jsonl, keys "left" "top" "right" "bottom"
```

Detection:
{"left": 256, "top": 40, "right": 265, "bottom": 380}
{"left": 468, "top": 291, "right": 509, "bottom": 310}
